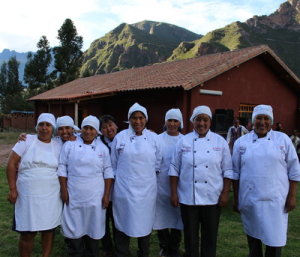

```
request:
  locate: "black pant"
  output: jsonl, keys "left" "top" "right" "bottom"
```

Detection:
{"left": 65, "top": 235, "right": 99, "bottom": 257}
{"left": 247, "top": 235, "right": 282, "bottom": 257}
{"left": 114, "top": 229, "right": 151, "bottom": 257}
{"left": 101, "top": 202, "right": 115, "bottom": 255}
{"left": 180, "top": 204, "right": 221, "bottom": 257}
{"left": 157, "top": 228, "right": 181, "bottom": 253}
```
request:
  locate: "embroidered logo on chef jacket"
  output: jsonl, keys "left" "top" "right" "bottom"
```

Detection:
{"left": 181, "top": 146, "right": 192, "bottom": 152}
{"left": 212, "top": 147, "right": 222, "bottom": 151}
{"left": 239, "top": 146, "right": 246, "bottom": 154}
{"left": 117, "top": 143, "right": 125, "bottom": 153}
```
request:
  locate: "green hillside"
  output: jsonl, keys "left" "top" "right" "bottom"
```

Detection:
{"left": 80, "top": 21, "right": 200, "bottom": 75}
{"left": 168, "top": 0, "right": 300, "bottom": 76}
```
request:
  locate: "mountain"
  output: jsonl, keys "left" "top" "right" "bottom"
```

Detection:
{"left": 0, "top": 49, "right": 31, "bottom": 81}
{"left": 168, "top": 0, "right": 300, "bottom": 77}
{"left": 80, "top": 21, "right": 200, "bottom": 75}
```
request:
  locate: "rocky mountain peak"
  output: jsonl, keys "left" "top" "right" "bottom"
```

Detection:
{"left": 246, "top": 0, "right": 300, "bottom": 31}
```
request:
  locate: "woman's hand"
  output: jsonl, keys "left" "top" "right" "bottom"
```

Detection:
{"left": 171, "top": 192, "right": 179, "bottom": 207}
{"left": 18, "top": 133, "right": 27, "bottom": 141}
{"left": 102, "top": 194, "right": 110, "bottom": 209}
{"left": 60, "top": 189, "right": 69, "bottom": 205}
{"left": 233, "top": 199, "right": 240, "bottom": 213}
{"left": 285, "top": 193, "right": 296, "bottom": 213}
{"left": 7, "top": 188, "right": 18, "bottom": 204}
{"left": 218, "top": 190, "right": 229, "bottom": 207}
{"left": 285, "top": 181, "right": 298, "bottom": 213}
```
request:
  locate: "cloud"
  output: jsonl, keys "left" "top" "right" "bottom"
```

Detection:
{"left": 0, "top": 0, "right": 285, "bottom": 52}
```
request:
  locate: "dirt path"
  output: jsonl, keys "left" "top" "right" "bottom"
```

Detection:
{"left": 0, "top": 144, "right": 13, "bottom": 166}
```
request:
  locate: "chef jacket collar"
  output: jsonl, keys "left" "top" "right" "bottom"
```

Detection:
{"left": 252, "top": 129, "right": 273, "bottom": 142}
{"left": 79, "top": 134, "right": 98, "bottom": 147}
{"left": 192, "top": 129, "right": 212, "bottom": 140}
{"left": 127, "top": 126, "right": 147, "bottom": 138}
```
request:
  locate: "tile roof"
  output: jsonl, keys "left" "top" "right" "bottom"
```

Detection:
{"left": 30, "top": 45, "right": 300, "bottom": 101}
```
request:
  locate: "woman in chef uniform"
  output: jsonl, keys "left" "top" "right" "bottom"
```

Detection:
{"left": 18, "top": 115, "right": 79, "bottom": 145}
{"left": 154, "top": 108, "right": 184, "bottom": 257}
{"left": 169, "top": 106, "right": 233, "bottom": 257}
{"left": 55, "top": 115, "right": 79, "bottom": 144}
{"left": 6, "top": 113, "right": 62, "bottom": 257}
{"left": 111, "top": 102, "right": 162, "bottom": 257}
{"left": 232, "top": 105, "right": 300, "bottom": 257}
{"left": 58, "top": 115, "right": 114, "bottom": 257}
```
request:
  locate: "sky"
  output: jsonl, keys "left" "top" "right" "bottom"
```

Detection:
{"left": 0, "top": 0, "right": 286, "bottom": 53}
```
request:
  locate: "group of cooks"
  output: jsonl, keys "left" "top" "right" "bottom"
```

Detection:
{"left": 6, "top": 102, "right": 300, "bottom": 257}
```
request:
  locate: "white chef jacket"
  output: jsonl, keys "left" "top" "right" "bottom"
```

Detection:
{"left": 12, "top": 135, "right": 62, "bottom": 231}
{"left": 111, "top": 128, "right": 162, "bottom": 237}
{"left": 154, "top": 132, "right": 183, "bottom": 230}
{"left": 58, "top": 136, "right": 114, "bottom": 239}
{"left": 232, "top": 130, "right": 300, "bottom": 246}
{"left": 168, "top": 130, "right": 233, "bottom": 205}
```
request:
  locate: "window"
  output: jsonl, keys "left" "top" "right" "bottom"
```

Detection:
{"left": 239, "top": 104, "right": 255, "bottom": 120}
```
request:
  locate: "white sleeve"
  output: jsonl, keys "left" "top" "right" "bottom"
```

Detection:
{"left": 285, "top": 136, "right": 300, "bottom": 181}
{"left": 154, "top": 135, "right": 163, "bottom": 172}
{"left": 226, "top": 127, "right": 231, "bottom": 144}
{"left": 232, "top": 139, "right": 241, "bottom": 180}
{"left": 168, "top": 139, "right": 182, "bottom": 177}
{"left": 12, "top": 135, "right": 35, "bottom": 157}
{"left": 242, "top": 126, "right": 249, "bottom": 134}
{"left": 103, "top": 147, "right": 114, "bottom": 179}
{"left": 221, "top": 139, "right": 234, "bottom": 179}
{"left": 57, "top": 142, "right": 71, "bottom": 177}
{"left": 110, "top": 136, "right": 119, "bottom": 176}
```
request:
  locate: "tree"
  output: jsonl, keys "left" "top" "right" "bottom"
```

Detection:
{"left": 53, "top": 18, "right": 83, "bottom": 85}
{"left": 0, "top": 57, "right": 30, "bottom": 113}
{"left": 24, "top": 36, "right": 53, "bottom": 95}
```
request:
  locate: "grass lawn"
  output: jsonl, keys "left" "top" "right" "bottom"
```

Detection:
{"left": 0, "top": 165, "right": 299, "bottom": 257}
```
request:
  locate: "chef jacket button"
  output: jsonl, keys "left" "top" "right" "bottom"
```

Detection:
{"left": 206, "top": 165, "right": 208, "bottom": 168}
{"left": 268, "top": 138, "right": 270, "bottom": 140}
{"left": 194, "top": 165, "right": 197, "bottom": 168}
{"left": 207, "top": 150, "right": 209, "bottom": 153}
{"left": 195, "top": 181, "right": 197, "bottom": 183}
{"left": 194, "top": 139, "right": 197, "bottom": 141}
{"left": 79, "top": 145, "right": 82, "bottom": 147}
{"left": 194, "top": 150, "right": 196, "bottom": 153}
{"left": 205, "top": 181, "right": 207, "bottom": 183}
{"left": 207, "top": 139, "right": 210, "bottom": 141}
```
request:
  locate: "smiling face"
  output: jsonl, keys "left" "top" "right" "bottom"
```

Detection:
{"left": 129, "top": 111, "right": 147, "bottom": 136}
{"left": 101, "top": 120, "right": 118, "bottom": 140}
{"left": 193, "top": 114, "right": 211, "bottom": 137}
{"left": 37, "top": 122, "right": 53, "bottom": 143}
{"left": 57, "top": 126, "right": 74, "bottom": 142}
{"left": 81, "top": 125, "right": 98, "bottom": 144}
{"left": 254, "top": 114, "right": 272, "bottom": 138}
{"left": 166, "top": 119, "right": 180, "bottom": 136}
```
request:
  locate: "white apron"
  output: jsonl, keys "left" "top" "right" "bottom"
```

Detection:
{"left": 239, "top": 137, "right": 289, "bottom": 247}
{"left": 61, "top": 141, "right": 106, "bottom": 239}
{"left": 15, "top": 138, "right": 62, "bottom": 231}
{"left": 154, "top": 132, "right": 183, "bottom": 230}
{"left": 113, "top": 134, "right": 157, "bottom": 237}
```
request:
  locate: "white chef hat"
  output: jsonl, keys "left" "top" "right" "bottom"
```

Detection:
{"left": 81, "top": 115, "right": 100, "bottom": 134}
{"left": 56, "top": 116, "right": 80, "bottom": 131}
{"left": 190, "top": 105, "right": 212, "bottom": 122}
{"left": 36, "top": 113, "right": 56, "bottom": 130}
{"left": 128, "top": 102, "right": 148, "bottom": 120}
{"left": 165, "top": 108, "right": 184, "bottom": 129}
{"left": 252, "top": 104, "right": 273, "bottom": 124}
